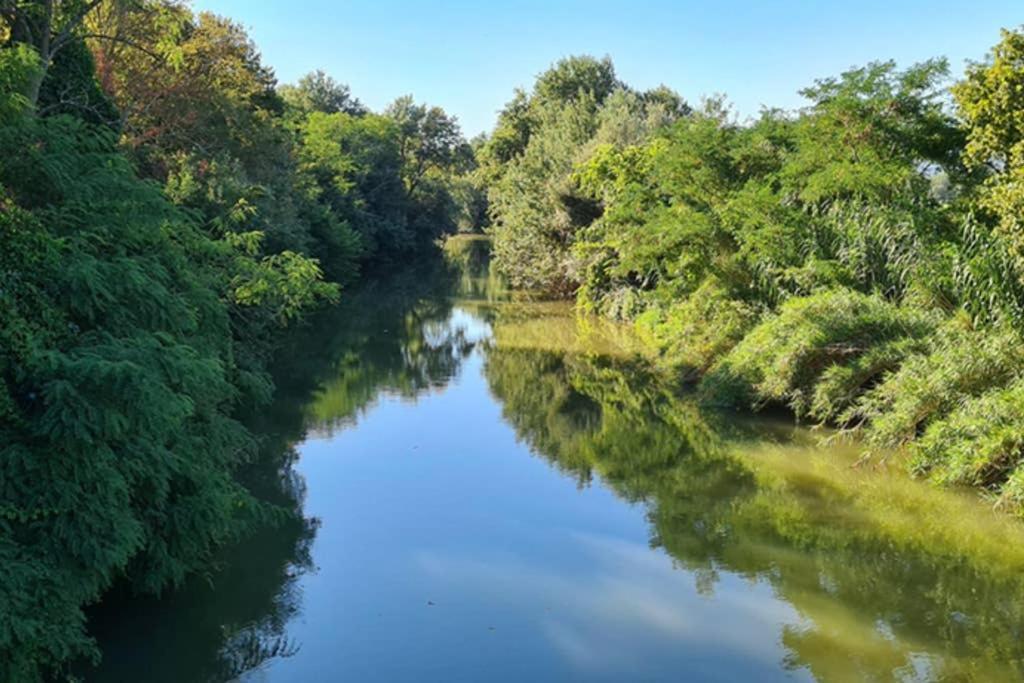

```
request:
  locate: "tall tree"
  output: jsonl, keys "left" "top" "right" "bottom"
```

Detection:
{"left": 385, "top": 95, "right": 467, "bottom": 194}
{"left": 279, "top": 69, "right": 365, "bottom": 116}
{"left": 955, "top": 28, "right": 1024, "bottom": 266}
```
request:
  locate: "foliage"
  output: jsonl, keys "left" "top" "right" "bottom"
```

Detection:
{"left": 954, "top": 29, "right": 1024, "bottom": 271}
{"left": 702, "top": 288, "right": 938, "bottom": 420}
{"left": 298, "top": 110, "right": 408, "bottom": 257}
{"left": 848, "top": 317, "right": 1024, "bottom": 448}
{"left": 483, "top": 35, "right": 1024, "bottom": 504}
{"left": 0, "top": 42, "right": 39, "bottom": 118}
{"left": 635, "top": 278, "right": 761, "bottom": 378}
{"left": 911, "top": 377, "right": 1024, "bottom": 510}
{"left": 279, "top": 69, "right": 365, "bottom": 116}
{"left": 0, "top": 113, "right": 258, "bottom": 680}
{"left": 482, "top": 55, "right": 688, "bottom": 293}
{"left": 8, "top": 2, "right": 1024, "bottom": 676}
{"left": 0, "top": 1, "right": 473, "bottom": 678}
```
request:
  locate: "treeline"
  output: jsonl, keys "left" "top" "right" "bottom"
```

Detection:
{"left": 0, "top": 1, "right": 473, "bottom": 678}
{"left": 480, "top": 33, "right": 1024, "bottom": 512}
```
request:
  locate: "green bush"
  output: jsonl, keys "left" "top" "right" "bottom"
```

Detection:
{"left": 636, "top": 278, "right": 761, "bottom": 379}
{"left": 850, "top": 318, "right": 1024, "bottom": 447}
{"left": 702, "top": 288, "right": 938, "bottom": 419}
{"left": 0, "top": 115, "right": 259, "bottom": 679}
{"left": 911, "top": 379, "right": 1024, "bottom": 506}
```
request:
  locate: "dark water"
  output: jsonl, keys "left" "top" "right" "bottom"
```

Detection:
{"left": 84, "top": 240, "right": 1024, "bottom": 682}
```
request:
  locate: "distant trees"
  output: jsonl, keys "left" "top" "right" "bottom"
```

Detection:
{"left": 480, "top": 55, "right": 688, "bottom": 293}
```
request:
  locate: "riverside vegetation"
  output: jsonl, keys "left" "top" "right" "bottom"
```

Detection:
{"left": 480, "top": 33, "right": 1024, "bottom": 512}
{"left": 86, "top": 240, "right": 1024, "bottom": 681}
{"left": 0, "top": 1, "right": 477, "bottom": 679}
{"left": 3, "top": 0, "right": 1024, "bottom": 678}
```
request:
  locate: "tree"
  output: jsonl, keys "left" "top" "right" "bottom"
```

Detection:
{"left": 954, "top": 28, "right": 1024, "bottom": 267}
{"left": 298, "top": 110, "right": 409, "bottom": 256}
{"left": 279, "top": 69, "right": 365, "bottom": 116}
{"left": 533, "top": 54, "right": 619, "bottom": 108}
{"left": 0, "top": 0, "right": 133, "bottom": 106}
{"left": 385, "top": 95, "right": 468, "bottom": 193}
{"left": 485, "top": 55, "right": 687, "bottom": 294}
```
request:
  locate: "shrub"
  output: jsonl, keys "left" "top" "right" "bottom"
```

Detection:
{"left": 702, "top": 288, "right": 938, "bottom": 419}
{"left": 636, "top": 278, "right": 761, "bottom": 379}
{"left": 911, "top": 379, "right": 1024, "bottom": 507}
{"left": 850, "top": 318, "right": 1024, "bottom": 447}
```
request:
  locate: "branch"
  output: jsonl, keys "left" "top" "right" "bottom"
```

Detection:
{"left": 51, "top": 0, "right": 105, "bottom": 57}
{"left": 81, "top": 31, "right": 161, "bottom": 60}
{"left": 13, "top": 7, "right": 36, "bottom": 48}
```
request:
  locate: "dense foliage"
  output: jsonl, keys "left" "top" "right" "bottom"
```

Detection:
{"left": 479, "top": 56, "right": 688, "bottom": 294}
{"left": 0, "top": 1, "right": 472, "bottom": 678}
{"left": 481, "top": 30, "right": 1024, "bottom": 513}
{"left": 80, "top": 252, "right": 465, "bottom": 682}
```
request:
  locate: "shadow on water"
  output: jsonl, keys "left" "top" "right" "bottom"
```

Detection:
{"left": 79, "top": 254, "right": 471, "bottom": 682}
{"left": 81, "top": 237, "right": 1024, "bottom": 682}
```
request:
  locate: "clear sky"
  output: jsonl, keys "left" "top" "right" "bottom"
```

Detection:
{"left": 192, "top": 0, "right": 1022, "bottom": 137}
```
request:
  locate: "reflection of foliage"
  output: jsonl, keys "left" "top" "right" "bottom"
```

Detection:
{"left": 79, "top": 337, "right": 323, "bottom": 682}
{"left": 303, "top": 258, "right": 478, "bottom": 434}
{"left": 443, "top": 234, "right": 510, "bottom": 303}
{"left": 78, "top": 257, "right": 463, "bottom": 681}
{"left": 219, "top": 632, "right": 300, "bottom": 681}
{"left": 483, "top": 323, "right": 1024, "bottom": 681}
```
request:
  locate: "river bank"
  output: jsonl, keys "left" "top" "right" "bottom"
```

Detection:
{"left": 78, "top": 246, "right": 1024, "bottom": 681}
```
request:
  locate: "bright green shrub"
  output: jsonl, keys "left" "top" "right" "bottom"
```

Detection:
{"left": 636, "top": 278, "right": 761, "bottom": 378}
{"left": 911, "top": 379, "right": 1024, "bottom": 504}
{"left": 850, "top": 319, "right": 1024, "bottom": 448}
{"left": 702, "top": 288, "right": 938, "bottom": 418}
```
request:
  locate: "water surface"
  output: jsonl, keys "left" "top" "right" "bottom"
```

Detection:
{"left": 86, "top": 243, "right": 1024, "bottom": 682}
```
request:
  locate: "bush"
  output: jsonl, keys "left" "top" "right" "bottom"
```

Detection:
{"left": 702, "top": 288, "right": 938, "bottom": 419}
{"left": 850, "top": 318, "right": 1024, "bottom": 447}
{"left": 636, "top": 278, "right": 761, "bottom": 379}
{"left": 0, "top": 114, "right": 276, "bottom": 680}
{"left": 911, "top": 379, "right": 1024, "bottom": 508}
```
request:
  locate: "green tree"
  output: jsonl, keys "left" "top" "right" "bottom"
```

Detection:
{"left": 279, "top": 69, "right": 365, "bottom": 116}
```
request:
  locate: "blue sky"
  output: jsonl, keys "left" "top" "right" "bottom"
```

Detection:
{"left": 193, "top": 0, "right": 1022, "bottom": 137}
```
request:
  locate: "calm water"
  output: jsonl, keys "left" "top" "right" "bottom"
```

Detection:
{"left": 85, "top": 241, "right": 1024, "bottom": 682}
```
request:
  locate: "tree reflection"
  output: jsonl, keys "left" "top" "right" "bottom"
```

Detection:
{"left": 303, "top": 259, "right": 481, "bottom": 434}
{"left": 83, "top": 247, "right": 1024, "bottom": 682}
{"left": 482, "top": 313, "right": 1024, "bottom": 681}
{"left": 81, "top": 256, "right": 472, "bottom": 682}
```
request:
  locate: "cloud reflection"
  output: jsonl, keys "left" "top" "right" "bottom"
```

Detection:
{"left": 414, "top": 530, "right": 805, "bottom": 678}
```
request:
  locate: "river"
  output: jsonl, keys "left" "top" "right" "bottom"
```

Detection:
{"left": 83, "top": 239, "right": 1024, "bottom": 682}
